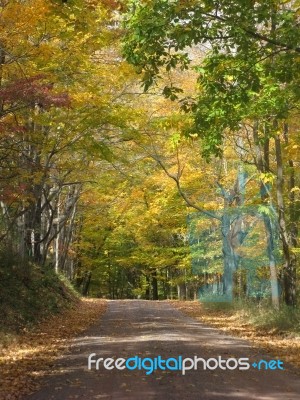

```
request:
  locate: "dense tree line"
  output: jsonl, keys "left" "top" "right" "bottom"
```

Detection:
{"left": 1, "top": 0, "right": 299, "bottom": 308}
{"left": 122, "top": 0, "right": 300, "bottom": 306}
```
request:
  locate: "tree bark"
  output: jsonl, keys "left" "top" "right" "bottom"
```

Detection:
{"left": 152, "top": 269, "right": 158, "bottom": 300}
{"left": 274, "top": 133, "right": 296, "bottom": 306}
{"left": 253, "top": 122, "right": 280, "bottom": 309}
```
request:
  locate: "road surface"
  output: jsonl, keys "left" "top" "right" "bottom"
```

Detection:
{"left": 25, "top": 300, "right": 300, "bottom": 400}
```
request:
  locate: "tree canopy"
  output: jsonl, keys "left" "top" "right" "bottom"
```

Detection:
{"left": 0, "top": 0, "right": 299, "bottom": 309}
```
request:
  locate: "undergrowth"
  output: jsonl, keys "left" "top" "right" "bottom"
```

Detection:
{"left": 0, "top": 249, "right": 79, "bottom": 337}
{"left": 202, "top": 299, "right": 300, "bottom": 333}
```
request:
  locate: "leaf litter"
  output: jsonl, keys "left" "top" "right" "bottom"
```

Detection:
{"left": 170, "top": 300, "right": 300, "bottom": 373}
{"left": 0, "top": 299, "right": 107, "bottom": 400}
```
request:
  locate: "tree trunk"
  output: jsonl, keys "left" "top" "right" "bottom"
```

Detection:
{"left": 177, "top": 282, "right": 186, "bottom": 300}
{"left": 253, "top": 122, "right": 280, "bottom": 308}
{"left": 152, "top": 269, "right": 158, "bottom": 300}
{"left": 82, "top": 271, "right": 92, "bottom": 296}
{"left": 145, "top": 275, "right": 150, "bottom": 300}
{"left": 274, "top": 133, "right": 296, "bottom": 306}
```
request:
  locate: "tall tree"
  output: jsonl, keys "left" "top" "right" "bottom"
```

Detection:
{"left": 123, "top": 0, "right": 300, "bottom": 306}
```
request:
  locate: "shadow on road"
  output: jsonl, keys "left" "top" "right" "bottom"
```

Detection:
{"left": 24, "top": 300, "right": 300, "bottom": 400}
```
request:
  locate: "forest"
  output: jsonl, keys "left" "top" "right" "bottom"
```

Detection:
{"left": 0, "top": 0, "right": 300, "bottom": 334}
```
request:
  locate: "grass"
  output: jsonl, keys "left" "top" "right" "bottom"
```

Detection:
{"left": 0, "top": 249, "right": 107, "bottom": 399}
{"left": 239, "top": 301, "right": 300, "bottom": 333}
{"left": 0, "top": 251, "right": 79, "bottom": 336}
{"left": 171, "top": 299, "right": 300, "bottom": 371}
{"left": 196, "top": 298, "right": 300, "bottom": 333}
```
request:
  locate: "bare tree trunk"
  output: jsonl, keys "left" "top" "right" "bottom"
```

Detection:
{"left": 145, "top": 274, "right": 150, "bottom": 300}
{"left": 274, "top": 133, "right": 296, "bottom": 306}
{"left": 152, "top": 269, "right": 158, "bottom": 300}
{"left": 253, "top": 122, "right": 280, "bottom": 308}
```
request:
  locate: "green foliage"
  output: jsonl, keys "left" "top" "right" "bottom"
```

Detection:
{"left": 234, "top": 300, "right": 300, "bottom": 332}
{"left": 123, "top": 0, "right": 300, "bottom": 156}
{"left": 202, "top": 299, "right": 300, "bottom": 332}
{"left": 0, "top": 248, "right": 78, "bottom": 334}
{"left": 1, "top": 0, "right": 299, "bottom": 312}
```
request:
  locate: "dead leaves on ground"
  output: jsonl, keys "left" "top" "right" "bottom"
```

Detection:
{"left": 170, "top": 300, "right": 300, "bottom": 373}
{"left": 0, "top": 299, "right": 107, "bottom": 400}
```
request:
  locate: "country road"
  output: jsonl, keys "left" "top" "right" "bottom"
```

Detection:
{"left": 25, "top": 300, "right": 300, "bottom": 400}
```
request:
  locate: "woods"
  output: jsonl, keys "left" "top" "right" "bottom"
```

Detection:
{"left": 122, "top": 0, "right": 300, "bottom": 307}
{"left": 0, "top": 0, "right": 300, "bottom": 320}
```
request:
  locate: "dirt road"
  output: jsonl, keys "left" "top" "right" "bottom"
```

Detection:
{"left": 25, "top": 300, "right": 300, "bottom": 399}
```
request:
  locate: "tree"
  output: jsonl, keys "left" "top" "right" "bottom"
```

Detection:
{"left": 123, "top": 0, "right": 300, "bottom": 306}
{"left": 0, "top": 0, "right": 141, "bottom": 283}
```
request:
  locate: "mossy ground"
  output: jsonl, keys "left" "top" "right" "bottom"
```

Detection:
{"left": 0, "top": 261, "right": 79, "bottom": 337}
